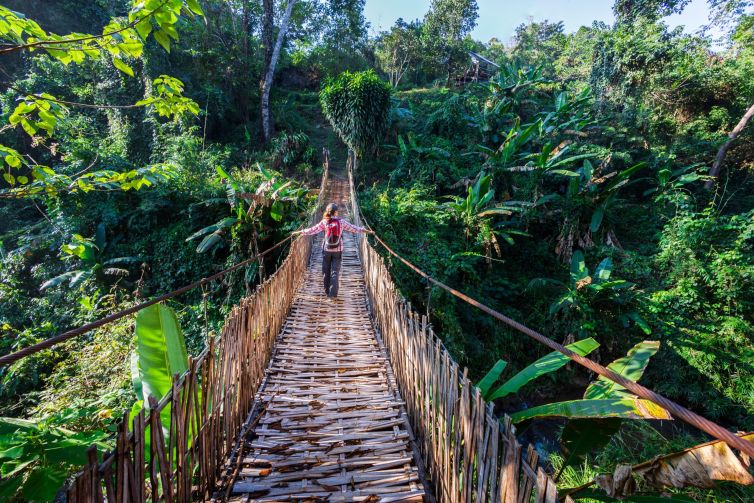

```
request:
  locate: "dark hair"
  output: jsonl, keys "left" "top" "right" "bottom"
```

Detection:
{"left": 324, "top": 203, "right": 338, "bottom": 221}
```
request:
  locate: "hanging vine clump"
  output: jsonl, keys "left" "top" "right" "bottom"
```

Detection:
{"left": 319, "top": 69, "right": 391, "bottom": 157}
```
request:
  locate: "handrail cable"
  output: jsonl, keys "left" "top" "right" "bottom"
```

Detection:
{"left": 0, "top": 233, "right": 297, "bottom": 368}
{"left": 360, "top": 217, "right": 754, "bottom": 459}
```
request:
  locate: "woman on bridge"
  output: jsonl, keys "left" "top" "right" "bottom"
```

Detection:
{"left": 294, "top": 203, "right": 371, "bottom": 298}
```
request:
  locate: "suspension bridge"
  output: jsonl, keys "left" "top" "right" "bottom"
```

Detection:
{"left": 2, "top": 151, "right": 753, "bottom": 502}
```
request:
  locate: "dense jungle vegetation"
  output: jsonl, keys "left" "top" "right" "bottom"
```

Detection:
{"left": 1, "top": 0, "right": 753, "bottom": 501}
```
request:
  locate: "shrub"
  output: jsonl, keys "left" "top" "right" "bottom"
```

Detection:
{"left": 319, "top": 70, "right": 391, "bottom": 156}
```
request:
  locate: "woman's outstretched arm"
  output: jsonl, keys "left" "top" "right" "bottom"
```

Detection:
{"left": 340, "top": 219, "right": 372, "bottom": 234}
{"left": 296, "top": 220, "right": 326, "bottom": 236}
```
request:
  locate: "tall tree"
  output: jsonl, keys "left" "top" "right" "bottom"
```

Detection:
{"left": 375, "top": 19, "right": 422, "bottom": 87}
{"left": 262, "top": 0, "right": 275, "bottom": 72}
{"left": 261, "top": 0, "right": 297, "bottom": 143}
{"left": 422, "top": 0, "right": 479, "bottom": 83}
{"left": 613, "top": 0, "right": 691, "bottom": 21}
{"left": 510, "top": 20, "right": 566, "bottom": 77}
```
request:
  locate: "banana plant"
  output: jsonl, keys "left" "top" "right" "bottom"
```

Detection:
{"left": 186, "top": 164, "right": 310, "bottom": 255}
{"left": 528, "top": 251, "right": 633, "bottom": 315}
{"left": 41, "top": 223, "right": 142, "bottom": 290}
{"left": 484, "top": 64, "right": 550, "bottom": 105}
{"left": 397, "top": 132, "right": 451, "bottom": 161}
{"left": 468, "top": 64, "right": 549, "bottom": 146}
{"left": 539, "top": 87, "right": 595, "bottom": 137}
{"left": 528, "top": 250, "right": 650, "bottom": 336}
{"left": 129, "top": 303, "right": 190, "bottom": 450}
{"left": 444, "top": 171, "right": 530, "bottom": 258}
{"left": 478, "top": 118, "right": 542, "bottom": 169}
{"left": 478, "top": 340, "right": 669, "bottom": 424}
{"left": 130, "top": 303, "right": 188, "bottom": 413}
{"left": 540, "top": 159, "right": 647, "bottom": 261}
{"left": 477, "top": 337, "right": 600, "bottom": 402}
{"left": 641, "top": 163, "right": 711, "bottom": 205}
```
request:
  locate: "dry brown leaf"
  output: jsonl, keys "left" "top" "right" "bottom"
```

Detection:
{"left": 635, "top": 433, "right": 754, "bottom": 490}
{"left": 575, "top": 276, "right": 592, "bottom": 290}
{"left": 593, "top": 433, "right": 754, "bottom": 499}
{"left": 596, "top": 464, "right": 636, "bottom": 497}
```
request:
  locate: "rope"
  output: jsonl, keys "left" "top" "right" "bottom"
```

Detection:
{"left": 360, "top": 218, "right": 754, "bottom": 459}
{"left": 0, "top": 234, "right": 297, "bottom": 368}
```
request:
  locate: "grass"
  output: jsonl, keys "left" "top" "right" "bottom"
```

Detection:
{"left": 552, "top": 421, "right": 754, "bottom": 502}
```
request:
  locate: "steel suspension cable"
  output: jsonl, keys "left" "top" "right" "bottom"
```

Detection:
{"left": 361, "top": 218, "right": 754, "bottom": 459}
{"left": 0, "top": 233, "right": 297, "bottom": 367}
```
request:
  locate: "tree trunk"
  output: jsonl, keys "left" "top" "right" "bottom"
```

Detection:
{"left": 261, "top": 0, "right": 274, "bottom": 72}
{"left": 240, "top": 0, "right": 251, "bottom": 124}
{"left": 705, "top": 101, "right": 754, "bottom": 189}
{"left": 261, "top": 0, "right": 296, "bottom": 143}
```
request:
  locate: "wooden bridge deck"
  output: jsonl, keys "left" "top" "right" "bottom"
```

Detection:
{"left": 225, "top": 180, "right": 425, "bottom": 502}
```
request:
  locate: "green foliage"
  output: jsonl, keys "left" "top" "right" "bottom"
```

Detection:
{"left": 186, "top": 165, "right": 312, "bottom": 256}
{"left": 132, "top": 303, "right": 188, "bottom": 406}
{"left": 527, "top": 250, "right": 648, "bottom": 338}
{"left": 613, "top": 0, "right": 691, "bottom": 21}
{"left": 268, "top": 131, "right": 318, "bottom": 178}
{"left": 1, "top": 2, "right": 754, "bottom": 502}
{"left": 319, "top": 70, "right": 392, "bottom": 156}
{"left": 476, "top": 340, "right": 664, "bottom": 424}
{"left": 374, "top": 19, "right": 422, "bottom": 87}
{"left": 41, "top": 224, "right": 142, "bottom": 290}
{"left": 0, "top": 1, "right": 203, "bottom": 66}
{"left": 422, "top": 0, "right": 479, "bottom": 80}
{"left": 643, "top": 210, "right": 754, "bottom": 425}
{"left": 0, "top": 1, "right": 200, "bottom": 200}
{"left": 135, "top": 75, "right": 201, "bottom": 118}
{"left": 444, "top": 170, "right": 530, "bottom": 258}
{"left": 0, "top": 413, "right": 109, "bottom": 502}
{"left": 477, "top": 338, "right": 599, "bottom": 401}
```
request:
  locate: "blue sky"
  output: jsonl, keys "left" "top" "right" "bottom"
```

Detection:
{"left": 364, "top": 0, "right": 715, "bottom": 42}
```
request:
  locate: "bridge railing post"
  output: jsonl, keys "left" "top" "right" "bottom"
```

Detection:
{"left": 64, "top": 160, "right": 331, "bottom": 503}
{"left": 347, "top": 157, "right": 560, "bottom": 502}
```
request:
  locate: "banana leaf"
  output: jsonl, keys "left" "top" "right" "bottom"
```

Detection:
{"left": 476, "top": 360, "right": 507, "bottom": 398}
{"left": 486, "top": 337, "right": 599, "bottom": 401}
{"left": 631, "top": 432, "right": 754, "bottom": 490}
{"left": 570, "top": 250, "right": 588, "bottom": 282}
{"left": 40, "top": 270, "right": 82, "bottom": 290}
{"left": 565, "top": 433, "right": 754, "bottom": 501}
{"left": 509, "top": 398, "right": 672, "bottom": 423}
{"left": 585, "top": 341, "right": 659, "bottom": 400}
{"left": 196, "top": 232, "right": 225, "bottom": 253}
{"left": 133, "top": 304, "right": 188, "bottom": 405}
{"left": 185, "top": 217, "right": 237, "bottom": 241}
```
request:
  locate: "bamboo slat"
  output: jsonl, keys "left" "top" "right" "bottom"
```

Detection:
{"left": 224, "top": 178, "right": 425, "bottom": 502}
{"left": 65, "top": 149, "right": 558, "bottom": 502}
{"left": 66, "top": 153, "right": 330, "bottom": 503}
{"left": 347, "top": 151, "right": 559, "bottom": 502}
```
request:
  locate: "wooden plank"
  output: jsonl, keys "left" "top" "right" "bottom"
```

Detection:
{"left": 225, "top": 179, "right": 426, "bottom": 502}
{"left": 62, "top": 168, "right": 565, "bottom": 503}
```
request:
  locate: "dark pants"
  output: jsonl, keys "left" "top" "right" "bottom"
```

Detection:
{"left": 322, "top": 250, "right": 342, "bottom": 297}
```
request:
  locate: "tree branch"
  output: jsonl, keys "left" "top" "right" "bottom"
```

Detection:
{"left": 705, "top": 101, "right": 754, "bottom": 189}
{"left": 0, "top": 0, "right": 170, "bottom": 55}
{"left": 2, "top": 82, "right": 142, "bottom": 109}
